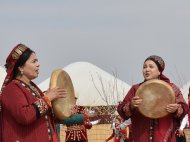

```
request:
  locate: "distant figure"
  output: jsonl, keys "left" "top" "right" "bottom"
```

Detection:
{"left": 57, "top": 95, "right": 93, "bottom": 142}
{"left": 63, "top": 105, "right": 92, "bottom": 142}
{"left": 176, "top": 87, "right": 190, "bottom": 142}
{"left": 105, "top": 116, "right": 132, "bottom": 142}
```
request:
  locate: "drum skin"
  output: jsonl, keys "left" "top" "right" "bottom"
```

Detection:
{"left": 135, "top": 79, "right": 175, "bottom": 119}
{"left": 184, "top": 129, "right": 190, "bottom": 142}
{"left": 49, "top": 69, "right": 76, "bottom": 120}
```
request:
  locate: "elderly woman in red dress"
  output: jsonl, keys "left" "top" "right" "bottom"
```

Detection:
{"left": 0, "top": 44, "right": 67, "bottom": 142}
{"left": 117, "top": 55, "right": 188, "bottom": 142}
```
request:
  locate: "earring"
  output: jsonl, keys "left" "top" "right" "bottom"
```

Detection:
{"left": 20, "top": 70, "right": 23, "bottom": 75}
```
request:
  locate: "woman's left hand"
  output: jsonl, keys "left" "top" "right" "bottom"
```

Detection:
{"left": 166, "top": 103, "right": 179, "bottom": 113}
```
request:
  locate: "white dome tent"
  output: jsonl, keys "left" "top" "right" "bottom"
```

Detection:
{"left": 180, "top": 82, "right": 190, "bottom": 103}
{"left": 38, "top": 62, "right": 131, "bottom": 106}
{"left": 0, "top": 66, "right": 7, "bottom": 88}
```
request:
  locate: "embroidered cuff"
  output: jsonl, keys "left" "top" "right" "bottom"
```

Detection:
{"left": 174, "top": 104, "right": 183, "bottom": 118}
{"left": 123, "top": 103, "right": 132, "bottom": 117}
{"left": 33, "top": 99, "right": 49, "bottom": 116}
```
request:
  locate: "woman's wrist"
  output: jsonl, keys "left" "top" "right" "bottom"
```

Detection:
{"left": 42, "top": 95, "right": 52, "bottom": 108}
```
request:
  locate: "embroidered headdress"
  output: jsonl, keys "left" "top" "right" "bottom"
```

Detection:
{"left": 1, "top": 44, "right": 28, "bottom": 92}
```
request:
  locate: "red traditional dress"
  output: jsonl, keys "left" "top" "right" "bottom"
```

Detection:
{"left": 64, "top": 106, "right": 92, "bottom": 142}
{"left": 1, "top": 80, "right": 58, "bottom": 142}
{"left": 117, "top": 76, "right": 188, "bottom": 142}
{"left": 106, "top": 119, "right": 132, "bottom": 142}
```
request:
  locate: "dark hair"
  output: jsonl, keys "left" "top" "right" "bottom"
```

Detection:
{"left": 12, "top": 48, "right": 34, "bottom": 79}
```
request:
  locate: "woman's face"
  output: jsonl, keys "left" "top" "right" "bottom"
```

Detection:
{"left": 143, "top": 60, "right": 160, "bottom": 81}
{"left": 19, "top": 53, "right": 40, "bottom": 81}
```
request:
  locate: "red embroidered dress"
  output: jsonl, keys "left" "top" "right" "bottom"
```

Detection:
{"left": 64, "top": 106, "right": 92, "bottom": 142}
{"left": 1, "top": 80, "right": 58, "bottom": 142}
{"left": 117, "top": 81, "right": 188, "bottom": 142}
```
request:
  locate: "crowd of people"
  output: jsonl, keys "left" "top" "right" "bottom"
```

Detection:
{"left": 0, "top": 44, "right": 190, "bottom": 142}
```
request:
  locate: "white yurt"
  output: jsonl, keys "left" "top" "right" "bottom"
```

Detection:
{"left": 0, "top": 66, "right": 6, "bottom": 88}
{"left": 38, "top": 61, "right": 131, "bottom": 106}
{"left": 180, "top": 82, "right": 190, "bottom": 103}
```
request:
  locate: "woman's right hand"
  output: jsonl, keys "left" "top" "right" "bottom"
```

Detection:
{"left": 45, "top": 87, "right": 67, "bottom": 101}
{"left": 131, "top": 96, "right": 142, "bottom": 109}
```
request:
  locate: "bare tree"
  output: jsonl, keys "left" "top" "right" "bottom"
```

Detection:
{"left": 90, "top": 70, "right": 126, "bottom": 118}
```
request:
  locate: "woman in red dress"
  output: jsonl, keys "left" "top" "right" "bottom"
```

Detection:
{"left": 117, "top": 55, "right": 188, "bottom": 142}
{"left": 105, "top": 116, "right": 132, "bottom": 142}
{"left": 0, "top": 44, "right": 67, "bottom": 142}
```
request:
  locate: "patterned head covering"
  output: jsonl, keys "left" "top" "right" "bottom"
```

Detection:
{"left": 1, "top": 44, "right": 28, "bottom": 92}
{"left": 144, "top": 55, "right": 165, "bottom": 73}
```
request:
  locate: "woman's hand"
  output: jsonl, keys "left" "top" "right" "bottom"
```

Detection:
{"left": 166, "top": 103, "right": 179, "bottom": 113}
{"left": 45, "top": 87, "right": 67, "bottom": 101}
{"left": 131, "top": 96, "right": 142, "bottom": 109}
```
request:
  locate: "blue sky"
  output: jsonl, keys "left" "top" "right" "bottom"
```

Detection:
{"left": 1, "top": 1, "right": 190, "bottom": 87}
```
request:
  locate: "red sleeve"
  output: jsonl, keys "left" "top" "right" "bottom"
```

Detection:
{"left": 117, "top": 85, "right": 138, "bottom": 120}
{"left": 171, "top": 83, "right": 188, "bottom": 119}
{"left": 2, "top": 83, "right": 39, "bottom": 125}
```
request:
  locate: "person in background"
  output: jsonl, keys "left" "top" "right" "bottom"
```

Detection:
{"left": 56, "top": 112, "right": 89, "bottom": 142}
{"left": 176, "top": 114, "right": 188, "bottom": 142}
{"left": 105, "top": 116, "right": 132, "bottom": 142}
{"left": 55, "top": 94, "right": 93, "bottom": 142}
{"left": 62, "top": 104, "right": 92, "bottom": 142}
{"left": 56, "top": 101, "right": 94, "bottom": 142}
{"left": 176, "top": 87, "right": 190, "bottom": 142}
{"left": 117, "top": 55, "right": 188, "bottom": 142}
{"left": 0, "top": 44, "right": 67, "bottom": 142}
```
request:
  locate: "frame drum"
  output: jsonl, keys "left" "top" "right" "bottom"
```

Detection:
{"left": 135, "top": 79, "right": 175, "bottom": 119}
{"left": 49, "top": 69, "right": 76, "bottom": 120}
{"left": 184, "top": 129, "right": 190, "bottom": 142}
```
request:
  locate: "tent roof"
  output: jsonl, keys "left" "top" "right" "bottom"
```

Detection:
{"left": 38, "top": 62, "right": 131, "bottom": 106}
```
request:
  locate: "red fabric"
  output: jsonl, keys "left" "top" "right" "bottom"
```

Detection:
{"left": 117, "top": 78, "right": 188, "bottom": 142}
{"left": 1, "top": 80, "right": 57, "bottom": 142}
{"left": 188, "top": 88, "right": 190, "bottom": 127}
{"left": 65, "top": 106, "right": 91, "bottom": 142}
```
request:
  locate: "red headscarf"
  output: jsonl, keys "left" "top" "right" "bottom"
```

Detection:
{"left": 0, "top": 44, "right": 28, "bottom": 93}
